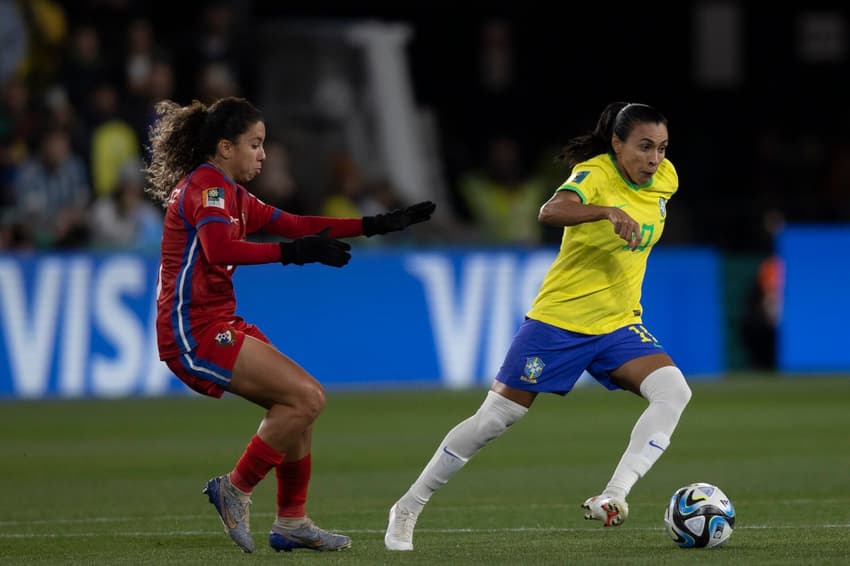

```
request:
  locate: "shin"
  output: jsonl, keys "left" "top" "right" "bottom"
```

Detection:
{"left": 400, "top": 391, "right": 528, "bottom": 512}
{"left": 604, "top": 366, "right": 692, "bottom": 499}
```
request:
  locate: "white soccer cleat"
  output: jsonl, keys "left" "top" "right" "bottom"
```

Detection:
{"left": 384, "top": 502, "right": 418, "bottom": 551}
{"left": 582, "top": 495, "right": 629, "bottom": 527}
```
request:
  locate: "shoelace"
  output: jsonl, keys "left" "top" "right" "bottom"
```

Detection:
{"left": 225, "top": 485, "right": 252, "bottom": 521}
{"left": 276, "top": 517, "right": 317, "bottom": 534}
{"left": 391, "top": 508, "right": 415, "bottom": 536}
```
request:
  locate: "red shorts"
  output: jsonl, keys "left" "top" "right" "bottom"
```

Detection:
{"left": 165, "top": 319, "right": 270, "bottom": 398}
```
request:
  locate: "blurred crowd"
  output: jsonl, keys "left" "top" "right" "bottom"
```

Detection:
{"left": 0, "top": 0, "right": 517, "bottom": 252}
{"left": 2, "top": 1, "right": 849, "bottom": 256}
{"left": 0, "top": 1, "right": 625, "bottom": 253}
{"left": 1, "top": 0, "right": 167, "bottom": 251}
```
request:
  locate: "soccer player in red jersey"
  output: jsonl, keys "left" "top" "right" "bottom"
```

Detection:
{"left": 145, "top": 96, "right": 435, "bottom": 553}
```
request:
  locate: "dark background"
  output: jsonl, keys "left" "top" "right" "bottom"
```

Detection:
{"left": 29, "top": 1, "right": 850, "bottom": 251}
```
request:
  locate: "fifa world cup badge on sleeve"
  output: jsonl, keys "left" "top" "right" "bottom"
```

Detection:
{"left": 203, "top": 188, "right": 225, "bottom": 209}
{"left": 567, "top": 170, "right": 590, "bottom": 185}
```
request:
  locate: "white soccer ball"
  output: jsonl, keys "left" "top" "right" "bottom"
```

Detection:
{"left": 664, "top": 482, "right": 736, "bottom": 548}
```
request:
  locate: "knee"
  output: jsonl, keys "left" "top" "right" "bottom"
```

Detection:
{"left": 273, "top": 381, "right": 325, "bottom": 423}
{"left": 642, "top": 366, "right": 692, "bottom": 412}
{"left": 472, "top": 391, "right": 529, "bottom": 439}
{"left": 297, "top": 382, "right": 326, "bottom": 421}
{"left": 672, "top": 378, "right": 692, "bottom": 409}
{"left": 666, "top": 368, "right": 692, "bottom": 409}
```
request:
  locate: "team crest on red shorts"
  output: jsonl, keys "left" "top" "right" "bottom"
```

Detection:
{"left": 215, "top": 328, "right": 235, "bottom": 346}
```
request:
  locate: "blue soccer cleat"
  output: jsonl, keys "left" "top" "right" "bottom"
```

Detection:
{"left": 268, "top": 518, "right": 352, "bottom": 552}
{"left": 202, "top": 475, "right": 254, "bottom": 553}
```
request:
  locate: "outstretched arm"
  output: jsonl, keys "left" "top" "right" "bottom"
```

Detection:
{"left": 262, "top": 209, "right": 364, "bottom": 239}
{"left": 362, "top": 201, "right": 437, "bottom": 237}
{"left": 261, "top": 201, "right": 437, "bottom": 239}
{"left": 198, "top": 221, "right": 351, "bottom": 267}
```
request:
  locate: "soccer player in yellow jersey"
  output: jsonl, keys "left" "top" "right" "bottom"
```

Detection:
{"left": 386, "top": 102, "right": 692, "bottom": 550}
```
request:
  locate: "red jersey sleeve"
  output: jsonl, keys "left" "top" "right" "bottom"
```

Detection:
{"left": 187, "top": 170, "right": 281, "bottom": 265}
{"left": 260, "top": 208, "right": 365, "bottom": 239}
{"left": 183, "top": 167, "right": 237, "bottom": 229}
{"left": 238, "top": 188, "right": 362, "bottom": 238}
{"left": 185, "top": 181, "right": 230, "bottom": 227}
{"left": 243, "top": 189, "right": 278, "bottom": 233}
{"left": 236, "top": 184, "right": 362, "bottom": 238}
{"left": 198, "top": 221, "right": 280, "bottom": 265}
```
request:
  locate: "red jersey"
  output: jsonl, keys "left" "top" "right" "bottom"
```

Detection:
{"left": 156, "top": 163, "right": 362, "bottom": 360}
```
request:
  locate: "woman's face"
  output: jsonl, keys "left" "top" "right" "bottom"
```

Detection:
{"left": 612, "top": 122, "right": 668, "bottom": 185}
{"left": 221, "top": 120, "right": 266, "bottom": 183}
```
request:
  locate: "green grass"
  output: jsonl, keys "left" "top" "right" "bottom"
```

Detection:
{"left": 2, "top": 375, "right": 850, "bottom": 565}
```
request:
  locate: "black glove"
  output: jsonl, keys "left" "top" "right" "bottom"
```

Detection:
{"left": 280, "top": 228, "right": 351, "bottom": 268}
{"left": 362, "top": 201, "right": 436, "bottom": 237}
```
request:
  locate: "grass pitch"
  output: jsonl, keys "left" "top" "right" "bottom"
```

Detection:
{"left": 2, "top": 375, "right": 849, "bottom": 565}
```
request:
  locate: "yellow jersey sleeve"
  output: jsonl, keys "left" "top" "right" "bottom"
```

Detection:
{"left": 556, "top": 162, "right": 609, "bottom": 204}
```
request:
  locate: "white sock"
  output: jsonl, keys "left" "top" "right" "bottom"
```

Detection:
{"left": 274, "top": 516, "right": 308, "bottom": 529}
{"left": 398, "top": 390, "right": 528, "bottom": 514}
{"left": 603, "top": 366, "right": 691, "bottom": 500}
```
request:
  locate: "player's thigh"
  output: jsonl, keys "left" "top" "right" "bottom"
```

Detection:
{"left": 609, "top": 352, "right": 676, "bottom": 394}
{"left": 490, "top": 380, "right": 538, "bottom": 408}
{"left": 229, "top": 335, "right": 324, "bottom": 410}
{"left": 494, "top": 318, "right": 597, "bottom": 396}
{"left": 591, "top": 324, "right": 676, "bottom": 395}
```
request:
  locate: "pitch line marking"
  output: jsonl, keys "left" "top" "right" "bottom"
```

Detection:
{"left": 1, "top": 524, "right": 849, "bottom": 539}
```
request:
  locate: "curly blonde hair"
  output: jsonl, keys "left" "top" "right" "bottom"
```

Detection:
{"left": 144, "top": 97, "right": 263, "bottom": 206}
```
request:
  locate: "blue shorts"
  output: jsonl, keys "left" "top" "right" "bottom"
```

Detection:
{"left": 495, "top": 318, "right": 668, "bottom": 395}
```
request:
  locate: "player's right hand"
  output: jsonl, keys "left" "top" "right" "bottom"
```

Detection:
{"left": 280, "top": 228, "right": 351, "bottom": 267}
{"left": 606, "top": 207, "right": 642, "bottom": 251}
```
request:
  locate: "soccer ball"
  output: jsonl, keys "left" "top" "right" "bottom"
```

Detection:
{"left": 664, "top": 482, "right": 735, "bottom": 548}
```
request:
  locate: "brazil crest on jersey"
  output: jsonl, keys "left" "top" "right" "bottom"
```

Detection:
{"left": 527, "top": 153, "right": 678, "bottom": 335}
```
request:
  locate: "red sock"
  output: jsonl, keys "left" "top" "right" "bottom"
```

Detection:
{"left": 229, "top": 435, "right": 284, "bottom": 493}
{"left": 276, "top": 454, "right": 311, "bottom": 518}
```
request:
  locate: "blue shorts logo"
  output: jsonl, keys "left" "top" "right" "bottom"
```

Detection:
{"left": 521, "top": 356, "right": 545, "bottom": 384}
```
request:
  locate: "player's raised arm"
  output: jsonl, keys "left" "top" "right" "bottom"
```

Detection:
{"left": 257, "top": 201, "right": 436, "bottom": 241}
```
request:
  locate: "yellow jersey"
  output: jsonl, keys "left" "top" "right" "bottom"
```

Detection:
{"left": 527, "top": 153, "right": 678, "bottom": 335}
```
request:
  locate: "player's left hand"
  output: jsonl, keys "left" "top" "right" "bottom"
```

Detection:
{"left": 362, "top": 201, "right": 436, "bottom": 236}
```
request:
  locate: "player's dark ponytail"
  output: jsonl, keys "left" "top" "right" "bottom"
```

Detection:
{"left": 558, "top": 102, "right": 666, "bottom": 170}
